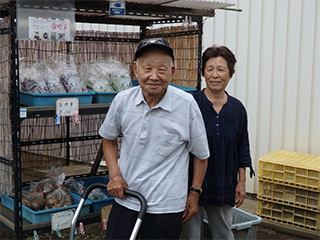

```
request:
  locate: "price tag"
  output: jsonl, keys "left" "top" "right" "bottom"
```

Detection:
{"left": 20, "top": 108, "right": 27, "bottom": 118}
{"left": 56, "top": 98, "right": 79, "bottom": 124}
{"left": 51, "top": 209, "right": 74, "bottom": 231}
{"left": 56, "top": 98, "right": 79, "bottom": 116}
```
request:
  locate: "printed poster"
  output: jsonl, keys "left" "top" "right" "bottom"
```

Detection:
{"left": 28, "top": 17, "right": 71, "bottom": 41}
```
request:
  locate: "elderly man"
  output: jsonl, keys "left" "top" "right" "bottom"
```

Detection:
{"left": 99, "top": 38, "right": 209, "bottom": 239}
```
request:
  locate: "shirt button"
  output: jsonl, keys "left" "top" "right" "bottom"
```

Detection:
{"left": 216, "top": 116, "right": 219, "bottom": 119}
{"left": 216, "top": 123, "right": 219, "bottom": 126}
{"left": 217, "top": 132, "right": 220, "bottom": 135}
{"left": 143, "top": 128, "right": 146, "bottom": 131}
{"left": 146, "top": 114, "right": 149, "bottom": 117}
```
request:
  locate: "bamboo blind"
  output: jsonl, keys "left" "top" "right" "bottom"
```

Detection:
{"left": 0, "top": 16, "right": 14, "bottom": 196}
{"left": 147, "top": 25, "right": 199, "bottom": 88}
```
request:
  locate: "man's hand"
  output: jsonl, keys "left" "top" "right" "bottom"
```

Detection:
{"left": 107, "top": 175, "right": 128, "bottom": 199}
{"left": 182, "top": 191, "right": 199, "bottom": 223}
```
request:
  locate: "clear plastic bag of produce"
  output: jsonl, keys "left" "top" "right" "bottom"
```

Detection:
{"left": 40, "top": 164, "right": 72, "bottom": 209}
{"left": 29, "top": 164, "right": 65, "bottom": 195}
{"left": 45, "top": 185, "right": 72, "bottom": 209}
{"left": 22, "top": 190, "right": 46, "bottom": 211}
{"left": 53, "top": 53, "right": 88, "bottom": 93}
{"left": 63, "top": 177, "right": 85, "bottom": 194}
{"left": 43, "top": 60, "right": 67, "bottom": 93}
{"left": 63, "top": 177, "right": 107, "bottom": 200}
{"left": 19, "top": 60, "right": 49, "bottom": 93}
{"left": 79, "top": 59, "right": 132, "bottom": 92}
{"left": 88, "top": 188, "right": 108, "bottom": 200}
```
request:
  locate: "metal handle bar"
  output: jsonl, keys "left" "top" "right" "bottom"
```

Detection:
{"left": 69, "top": 182, "right": 147, "bottom": 240}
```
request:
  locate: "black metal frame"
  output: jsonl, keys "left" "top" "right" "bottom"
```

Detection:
{"left": 0, "top": 1, "right": 206, "bottom": 238}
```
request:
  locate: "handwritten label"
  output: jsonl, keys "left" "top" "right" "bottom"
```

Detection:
{"left": 56, "top": 98, "right": 79, "bottom": 116}
{"left": 51, "top": 209, "right": 74, "bottom": 231}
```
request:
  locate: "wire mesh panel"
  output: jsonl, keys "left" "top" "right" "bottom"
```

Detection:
{"left": 0, "top": 16, "right": 14, "bottom": 196}
{"left": 20, "top": 114, "right": 106, "bottom": 171}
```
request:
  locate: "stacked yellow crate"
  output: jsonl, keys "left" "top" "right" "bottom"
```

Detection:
{"left": 257, "top": 150, "right": 320, "bottom": 232}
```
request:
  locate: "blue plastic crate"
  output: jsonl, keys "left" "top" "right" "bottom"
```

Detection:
{"left": 93, "top": 91, "right": 118, "bottom": 104}
{"left": 72, "top": 176, "right": 114, "bottom": 213}
{"left": 170, "top": 83, "right": 197, "bottom": 93}
{"left": 202, "top": 207, "right": 262, "bottom": 240}
{"left": 20, "top": 89, "right": 95, "bottom": 106}
{"left": 93, "top": 80, "right": 197, "bottom": 103}
{"left": 1, "top": 191, "right": 92, "bottom": 224}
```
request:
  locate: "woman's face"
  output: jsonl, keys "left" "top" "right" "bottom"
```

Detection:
{"left": 204, "top": 56, "right": 231, "bottom": 93}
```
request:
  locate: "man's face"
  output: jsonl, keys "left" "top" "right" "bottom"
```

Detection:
{"left": 133, "top": 48, "right": 175, "bottom": 99}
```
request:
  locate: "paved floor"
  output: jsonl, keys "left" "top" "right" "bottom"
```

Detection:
{"left": 239, "top": 196, "right": 319, "bottom": 239}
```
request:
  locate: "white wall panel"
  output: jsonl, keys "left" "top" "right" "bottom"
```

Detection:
{"left": 282, "top": 0, "right": 301, "bottom": 153}
{"left": 268, "top": 0, "right": 287, "bottom": 154}
{"left": 295, "top": 0, "right": 316, "bottom": 154}
{"left": 310, "top": 1, "right": 320, "bottom": 155}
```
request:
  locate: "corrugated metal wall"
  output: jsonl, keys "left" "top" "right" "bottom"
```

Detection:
{"left": 202, "top": 0, "right": 320, "bottom": 193}
{"left": 76, "top": 0, "right": 320, "bottom": 194}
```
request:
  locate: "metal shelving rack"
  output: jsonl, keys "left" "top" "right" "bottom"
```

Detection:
{"left": 0, "top": 0, "right": 233, "bottom": 238}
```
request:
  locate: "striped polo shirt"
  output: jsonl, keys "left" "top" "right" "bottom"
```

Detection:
{"left": 99, "top": 85, "right": 209, "bottom": 214}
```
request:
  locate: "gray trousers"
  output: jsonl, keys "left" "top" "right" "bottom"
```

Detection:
{"left": 180, "top": 205, "right": 234, "bottom": 240}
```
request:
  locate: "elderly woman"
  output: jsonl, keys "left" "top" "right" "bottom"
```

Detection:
{"left": 180, "top": 45, "right": 254, "bottom": 240}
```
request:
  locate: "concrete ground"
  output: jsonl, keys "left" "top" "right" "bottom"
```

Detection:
{"left": 240, "top": 195, "right": 319, "bottom": 240}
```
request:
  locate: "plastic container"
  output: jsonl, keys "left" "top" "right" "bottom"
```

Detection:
{"left": 93, "top": 80, "right": 197, "bottom": 103}
{"left": 202, "top": 207, "right": 262, "bottom": 240}
{"left": 71, "top": 176, "right": 114, "bottom": 213}
{"left": 20, "top": 89, "right": 95, "bottom": 106}
{"left": 257, "top": 199, "right": 320, "bottom": 232}
{"left": 258, "top": 179, "right": 320, "bottom": 211}
{"left": 1, "top": 192, "right": 92, "bottom": 224}
{"left": 258, "top": 150, "right": 320, "bottom": 191}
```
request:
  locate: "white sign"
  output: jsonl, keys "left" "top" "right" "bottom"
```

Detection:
{"left": 51, "top": 209, "right": 74, "bottom": 231}
{"left": 110, "top": 1, "right": 126, "bottom": 15}
{"left": 56, "top": 98, "right": 79, "bottom": 116}
{"left": 28, "top": 17, "right": 71, "bottom": 41}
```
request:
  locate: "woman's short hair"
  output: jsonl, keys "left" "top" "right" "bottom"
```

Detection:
{"left": 201, "top": 46, "right": 237, "bottom": 78}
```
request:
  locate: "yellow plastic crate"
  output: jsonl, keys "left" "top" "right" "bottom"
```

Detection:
{"left": 258, "top": 180, "right": 320, "bottom": 211}
{"left": 258, "top": 150, "right": 320, "bottom": 190}
{"left": 257, "top": 199, "right": 320, "bottom": 232}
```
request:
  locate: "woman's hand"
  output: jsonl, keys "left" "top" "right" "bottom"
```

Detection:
{"left": 234, "top": 180, "right": 246, "bottom": 208}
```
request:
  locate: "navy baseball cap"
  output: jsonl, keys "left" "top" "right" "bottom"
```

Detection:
{"left": 135, "top": 38, "right": 174, "bottom": 61}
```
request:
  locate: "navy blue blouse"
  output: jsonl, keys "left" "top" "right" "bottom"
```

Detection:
{"left": 190, "top": 90, "right": 253, "bottom": 207}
